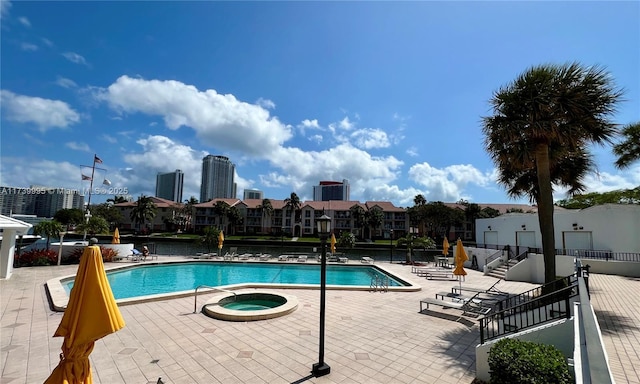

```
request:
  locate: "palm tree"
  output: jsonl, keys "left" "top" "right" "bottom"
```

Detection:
{"left": 283, "top": 192, "right": 301, "bottom": 226}
{"left": 259, "top": 198, "right": 274, "bottom": 233}
{"left": 413, "top": 194, "right": 427, "bottom": 206}
{"left": 213, "top": 201, "right": 230, "bottom": 231}
{"left": 614, "top": 122, "right": 640, "bottom": 169}
{"left": 199, "top": 226, "right": 220, "bottom": 253}
{"left": 76, "top": 216, "right": 109, "bottom": 236}
{"left": 349, "top": 204, "right": 366, "bottom": 239}
{"left": 227, "top": 205, "right": 243, "bottom": 235}
{"left": 107, "top": 195, "right": 128, "bottom": 205}
{"left": 482, "top": 62, "right": 623, "bottom": 287}
{"left": 397, "top": 234, "right": 435, "bottom": 264}
{"left": 33, "top": 220, "right": 64, "bottom": 250}
{"left": 178, "top": 196, "right": 198, "bottom": 232}
{"left": 365, "top": 207, "right": 384, "bottom": 239}
{"left": 130, "top": 195, "right": 157, "bottom": 234}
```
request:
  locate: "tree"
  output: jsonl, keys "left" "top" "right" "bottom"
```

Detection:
{"left": 365, "top": 207, "right": 384, "bottom": 238}
{"left": 92, "top": 203, "right": 124, "bottom": 229}
{"left": 283, "top": 192, "right": 301, "bottom": 223}
{"left": 349, "top": 204, "right": 366, "bottom": 239}
{"left": 76, "top": 216, "right": 109, "bottom": 236}
{"left": 176, "top": 196, "right": 198, "bottom": 231}
{"left": 397, "top": 234, "right": 435, "bottom": 264}
{"left": 199, "top": 226, "right": 220, "bottom": 253}
{"left": 482, "top": 62, "right": 623, "bottom": 287}
{"left": 414, "top": 194, "right": 427, "bottom": 206}
{"left": 259, "top": 198, "right": 274, "bottom": 233}
{"left": 213, "top": 201, "right": 230, "bottom": 231}
{"left": 32, "top": 220, "right": 64, "bottom": 250}
{"left": 107, "top": 195, "right": 129, "bottom": 205}
{"left": 422, "top": 202, "right": 464, "bottom": 239}
{"left": 460, "top": 201, "right": 482, "bottom": 240}
{"left": 53, "top": 208, "right": 84, "bottom": 228}
{"left": 338, "top": 232, "right": 356, "bottom": 249}
{"left": 227, "top": 205, "right": 243, "bottom": 235}
{"left": 555, "top": 187, "right": 640, "bottom": 208}
{"left": 130, "top": 195, "right": 157, "bottom": 233}
{"left": 480, "top": 206, "right": 501, "bottom": 218}
{"left": 614, "top": 122, "right": 640, "bottom": 169}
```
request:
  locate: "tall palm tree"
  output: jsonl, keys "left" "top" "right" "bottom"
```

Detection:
{"left": 107, "top": 195, "right": 128, "bottom": 205}
{"left": 33, "top": 220, "right": 64, "bottom": 250}
{"left": 178, "top": 196, "right": 198, "bottom": 231}
{"left": 614, "top": 122, "right": 640, "bottom": 169}
{"left": 227, "top": 205, "right": 243, "bottom": 235}
{"left": 397, "top": 234, "right": 435, "bottom": 264}
{"left": 413, "top": 194, "right": 427, "bottom": 206}
{"left": 482, "top": 62, "right": 623, "bottom": 286}
{"left": 365, "top": 207, "right": 384, "bottom": 239}
{"left": 283, "top": 192, "right": 301, "bottom": 224}
{"left": 349, "top": 204, "right": 366, "bottom": 239}
{"left": 130, "top": 195, "right": 157, "bottom": 233}
{"left": 259, "top": 198, "right": 274, "bottom": 233}
{"left": 213, "top": 201, "right": 230, "bottom": 231}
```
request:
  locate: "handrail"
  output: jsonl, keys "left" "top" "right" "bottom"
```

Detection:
{"left": 479, "top": 283, "right": 578, "bottom": 344}
{"left": 506, "top": 249, "right": 529, "bottom": 270}
{"left": 484, "top": 250, "right": 503, "bottom": 266}
{"left": 193, "top": 285, "right": 237, "bottom": 313}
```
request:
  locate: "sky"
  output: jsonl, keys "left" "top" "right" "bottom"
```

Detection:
{"left": 1, "top": 1, "right": 639, "bottom": 207}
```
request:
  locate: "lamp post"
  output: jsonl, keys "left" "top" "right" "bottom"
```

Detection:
{"left": 312, "top": 214, "right": 331, "bottom": 377}
{"left": 57, "top": 231, "right": 66, "bottom": 266}
{"left": 389, "top": 229, "right": 394, "bottom": 264}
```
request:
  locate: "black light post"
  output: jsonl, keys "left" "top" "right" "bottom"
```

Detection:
{"left": 389, "top": 229, "right": 394, "bottom": 264}
{"left": 312, "top": 214, "right": 331, "bottom": 377}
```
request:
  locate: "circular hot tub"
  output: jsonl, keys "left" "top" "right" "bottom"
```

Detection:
{"left": 202, "top": 291, "right": 298, "bottom": 321}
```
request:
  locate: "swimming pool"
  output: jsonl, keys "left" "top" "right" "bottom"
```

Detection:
{"left": 62, "top": 262, "right": 413, "bottom": 300}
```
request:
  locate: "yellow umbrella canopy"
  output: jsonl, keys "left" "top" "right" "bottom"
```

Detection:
{"left": 330, "top": 233, "right": 336, "bottom": 254}
{"left": 111, "top": 227, "right": 120, "bottom": 244}
{"left": 45, "top": 245, "right": 125, "bottom": 384}
{"left": 453, "top": 238, "right": 469, "bottom": 277}
{"left": 218, "top": 230, "right": 224, "bottom": 249}
{"left": 442, "top": 237, "right": 450, "bottom": 256}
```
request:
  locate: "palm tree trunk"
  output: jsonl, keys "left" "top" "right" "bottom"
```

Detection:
{"left": 535, "top": 144, "right": 557, "bottom": 289}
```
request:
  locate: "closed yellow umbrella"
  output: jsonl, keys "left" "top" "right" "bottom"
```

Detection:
{"left": 218, "top": 230, "right": 224, "bottom": 250}
{"left": 330, "top": 233, "right": 336, "bottom": 254}
{"left": 442, "top": 237, "right": 449, "bottom": 256}
{"left": 453, "top": 238, "right": 469, "bottom": 291}
{"left": 45, "top": 245, "right": 125, "bottom": 384}
{"left": 111, "top": 227, "right": 120, "bottom": 244}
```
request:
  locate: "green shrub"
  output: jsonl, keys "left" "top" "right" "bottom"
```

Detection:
{"left": 488, "top": 338, "right": 572, "bottom": 384}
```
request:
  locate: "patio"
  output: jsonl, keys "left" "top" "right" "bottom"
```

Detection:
{"left": 1, "top": 259, "right": 637, "bottom": 383}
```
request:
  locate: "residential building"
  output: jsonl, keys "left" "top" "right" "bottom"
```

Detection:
{"left": 0, "top": 185, "right": 83, "bottom": 217}
{"left": 155, "top": 170, "right": 184, "bottom": 202}
{"left": 200, "top": 155, "right": 236, "bottom": 202}
{"left": 114, "top": 197, "right": 183, "bottom": 232}
{"left": 313, "top": 179, "right": 350, "bottom": 201}
{"left": 243, "top": 189, "right": 263, "bottom": 200}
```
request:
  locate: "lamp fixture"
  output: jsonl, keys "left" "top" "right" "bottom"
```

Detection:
{"left": 521, "top": 224, "right": 526, "bottom": 230}
{"left": 488, "top": 226, "right": 492, "bottom": 231}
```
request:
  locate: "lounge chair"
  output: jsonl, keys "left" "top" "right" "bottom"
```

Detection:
{"left": 338, "top": 256, "right": 349, "bottom": 263}
{"left": 361, "top": 257, "right": 374, "bottom": 264}
{"left": 129, "top": 249, "right": 142, "bottom": 262}
{"left": 297, "top": 255, "right": 307, "bottom": 262}
{"left": 239, "top": 253, "right": 251, "bottom": 260}
{"left": 258, "top": 253, "right": 271, "bottom": 261}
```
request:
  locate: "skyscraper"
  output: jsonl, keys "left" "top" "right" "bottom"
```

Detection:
{"left": 243, "top": 189, "right": 264, "bottom": 200}
{"left": 313, "top": 179, "right": 350, "bottom": 201}
{"left": 156, "top": 170, "right": 184, "bottom": 202}
{"left": 200, "top": 155, "right": 236, "bottom": 202}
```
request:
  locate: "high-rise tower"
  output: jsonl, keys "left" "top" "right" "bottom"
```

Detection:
{"left": 200, "top": 155, "right": 236, "bottom": 202}
{"left": 156, "top": 170, "right": 184, "bottom": 202}
{"left": 313, "top": 179, "right": 350, "bottom": 201}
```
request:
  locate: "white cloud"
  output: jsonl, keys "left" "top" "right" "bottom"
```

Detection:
{"left": 256, "top": 97, "right": 275, "bottom": 109}
{"left": 65, "top": 141, "right": 91, "bottom": 152}
{"left": 297, "top": 118, "right": 321, "bottom": 135}
{"left": 0, "top": 157, "right": 93, "bottom": 191}
{"left": 18, "top": 16, "right": 30, "bottom": 27}
{"left": 62, "top": 52, "right": 88, "bottom": 66}
{"left": 328, "top": 116, "right": 355, "bottom": 134}
{"left": 406, "top": 146, "right": 418, "bottom": 157}
{"left": 0, "top": 90, "right": 80, "bottom": 131}
{"left": 95, "top": 75, "right": 293, "bottom": 157}
{"left": 100, "top": 134, "right": 117, "bottom": 144}
{"left": 350, "top": 128, "right": 390, "bottom": 149}
{"left": 408, "top": 162, "right": 492, "bottom": 202}
{"left": 1, "top": 1, "right": 12, "bottom": 18}
{"left": 20, "top": 42, "right": 37, "bottom": 51}
{"left": 309, "top": 134, "right": 323, "bottom": 144}
{"left": 55, "top": 76, "right": 77, "bottom": 88}
{"left": 41, "top": 38, "right": 53, "bottom": 47}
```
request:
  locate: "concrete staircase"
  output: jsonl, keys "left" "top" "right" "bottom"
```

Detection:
{"left": 486, "top": 259, "right": 519, "bottom": 280}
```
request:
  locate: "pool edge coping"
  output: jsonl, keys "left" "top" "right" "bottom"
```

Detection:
{"left": 46, "top": 260, "right": 422, "bottom": 312}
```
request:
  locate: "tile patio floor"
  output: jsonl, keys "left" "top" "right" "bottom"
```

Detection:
{"left": 1, "top": 258, "right": 638, "bottom": 383}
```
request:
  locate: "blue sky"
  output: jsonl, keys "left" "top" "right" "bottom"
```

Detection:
{"left": 1, "top": 1, "right": 639, "bottom": 207}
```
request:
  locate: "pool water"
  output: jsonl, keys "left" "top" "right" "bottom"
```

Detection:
{"left": 63, "top": 262, "right": 407, "bottom": 300}
{"left": 223, "top": 299, "right": 282, "bottom": 311}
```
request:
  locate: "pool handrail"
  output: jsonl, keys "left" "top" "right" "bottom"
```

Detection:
{"left": 194, "top": 285, "right": 237, "bottom": 313}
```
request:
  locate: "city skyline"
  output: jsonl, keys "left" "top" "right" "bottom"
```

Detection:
{"left": 1, "top": 2, "right": 638, "bottom": 207}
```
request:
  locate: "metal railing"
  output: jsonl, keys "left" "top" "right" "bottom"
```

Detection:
{"left": 193, "top": 285, "right": 237, "bottom": 313}
{"left": 370, "top": 275, "right": 389, "bottom": 292}
{"left": 527, "top": 248, "right": 640, "bottom": 262}
{"left": 479, "top": 275, "right": 579, "bottom": 344}
{"left": 479, "top": 283, "right": 578, "bottom": 344}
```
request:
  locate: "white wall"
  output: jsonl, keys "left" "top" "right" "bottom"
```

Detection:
{"left": 475, "top": 318, "right": 574, "bottom": 382}
{"left": 581, "top": 259, "right": 640, "bottom": 277}
{"left": 476, "top": 204, "right": 640, "bottom": 254}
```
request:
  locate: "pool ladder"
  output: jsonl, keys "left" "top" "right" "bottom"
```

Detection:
{"left": 193, "top": 285, "right": 237, "bottom": 313}
{"left": 370, "top": 275, "right": 389, "bottom": 292}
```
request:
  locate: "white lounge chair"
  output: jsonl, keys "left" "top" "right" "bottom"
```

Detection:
{"left": 297, "top": 255, "right": 308, "bottom": 262}
{"left": 361, "top": 257, "right": 374, "bottom": 264}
